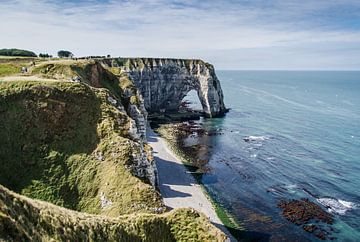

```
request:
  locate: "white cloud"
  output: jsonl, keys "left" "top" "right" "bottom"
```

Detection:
{"left": 0, "top": 0, "right": 359, "bottom": 69}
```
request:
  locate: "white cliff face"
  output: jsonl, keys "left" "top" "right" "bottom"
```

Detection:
{"left": 122, "top": 89, "right": 156, "bottom": 186}
{"left": 127, "top": 91, "right": 148, "bottom": 139}
{"left": 119, "top": 58, "right": 227, "bottom": 117}
{"left": 128, "top": 140, "right": 156, "bottom": 187}
{"left": 105, "top": 90, "right": 156, "bottom": 187}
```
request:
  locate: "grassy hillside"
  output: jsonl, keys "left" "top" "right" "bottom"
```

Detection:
{"left": 0, "top": 80, "right": 162, "bottom": 216}
{"left": 31, "top": 60, "right": 142, "bottom": 107}
{"left": 0, "top": 185, "right": 226, "bottom": 241}
{"left": 0, "top": 58, "right": 227, "bottom": 241}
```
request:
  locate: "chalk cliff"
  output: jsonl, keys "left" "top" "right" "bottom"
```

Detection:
{"left": 103, "top": 58, "right": 227, "bottom": 117}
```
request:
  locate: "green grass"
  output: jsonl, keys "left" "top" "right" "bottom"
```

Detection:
{"left": 0, "top": 63, "right": 20, "bottom": 76}
{"left": 31, "top": 59, "right": 141, "bottom": 108}
{"left": 0, "top": 80, "right": 163, "bottom": 216}
{"left": 0, "top": 185, "right": 226, "bottom": 241}
{"left": 0, "top": 57, "right": 48, "bottom": 77}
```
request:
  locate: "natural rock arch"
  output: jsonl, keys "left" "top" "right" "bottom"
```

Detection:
{"left": 181, "top": 89, "right": 202, "bottom": 110}
{"left": 119, "top": 58, "right": 227, "bottom": 117}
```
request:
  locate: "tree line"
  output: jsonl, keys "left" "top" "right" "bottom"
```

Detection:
{"left": 0, "top": 48, "right": 37, "bottom": 57}
{"left": 1, "top": 48, "right": 112, "bottom": 59}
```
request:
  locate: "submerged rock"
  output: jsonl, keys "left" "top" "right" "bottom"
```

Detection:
{"left": 278, "top": 198, "right": 334, "bottom": 240}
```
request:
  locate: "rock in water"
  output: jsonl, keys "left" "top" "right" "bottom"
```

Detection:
{"left": 278, "top": 198, "right": 334, "bottom": 240}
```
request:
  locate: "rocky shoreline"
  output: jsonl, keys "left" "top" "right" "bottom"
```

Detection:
{"left": 150, "top": 111, "right": 340, "bottom": 241}
{"left": 149, "top": 113, "right": 243, "bottom": 241}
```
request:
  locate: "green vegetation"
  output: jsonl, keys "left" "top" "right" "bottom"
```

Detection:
{"left": 0, "top": 48, "right": 37, "bottom": 57}
{"left": 0, "top": 80, "right": 162, "bottom": 216}
{"left": 0, "top": 185, "right": 226, "bottom": 241}
{"left": 32, "top": 59, "right": 141, "bottom": 108}
{"left": 0, "top": 57, "right": 40, "bottom": 77}
{"left": 0, "top": 63, "right": 21, "bottom": 77}
{"left": 39, "top": 53, "right": 53, "bottom": 58}
{"left": 57, "top": 50, "right": 73, "bottom": 58}
{"left": 0, "top": 57, "right": 227, "bottom": 241}
{"left": 155, "top": 124, "right": 200, "bottom": 167}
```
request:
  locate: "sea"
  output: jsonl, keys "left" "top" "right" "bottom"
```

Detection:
{"left": 186, "top": 71, "right": 360, "bottom": 241}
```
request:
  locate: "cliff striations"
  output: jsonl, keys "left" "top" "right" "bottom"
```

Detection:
{"left": 102, "top": 58, "right": 227, "bottom": 117}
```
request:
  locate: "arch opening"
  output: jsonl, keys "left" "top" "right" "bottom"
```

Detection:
{"left": 180, "top": 89, "right": 203, "bottom": 112}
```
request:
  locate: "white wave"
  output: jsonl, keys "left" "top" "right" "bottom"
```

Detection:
{"left": 267, "top": 184, "right": 297, "bottom": 195}
{"left": 244, "top": 135, "right": 268, "bottom": 142}
{"left": 284, "top": 184, "right": 298, "bottom": 189}
{"left": 317, "top": 197, "right": 358, "bottom": 215}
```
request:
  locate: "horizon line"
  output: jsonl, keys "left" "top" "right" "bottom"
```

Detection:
{"left": 217, "top": 69, "right": 360, "bottom": 71}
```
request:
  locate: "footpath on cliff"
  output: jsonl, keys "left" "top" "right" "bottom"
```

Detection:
{"left": 146, "top": 126, "right": 236, "bottom": 242}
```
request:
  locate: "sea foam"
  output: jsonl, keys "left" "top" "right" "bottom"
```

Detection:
{"left": 244, "top": 135, "right": 269, "bottom": 142}
{"left": 317, "top": 197, "right": 358, "bottom": 215}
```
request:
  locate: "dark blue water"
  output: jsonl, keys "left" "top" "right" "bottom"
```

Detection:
{"left": 188, "top": 71, "right": 360, "bottom": 241}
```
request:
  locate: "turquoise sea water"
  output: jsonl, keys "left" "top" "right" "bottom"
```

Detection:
{"left": 190, "top": 71, "right": 360, "bottom": 241}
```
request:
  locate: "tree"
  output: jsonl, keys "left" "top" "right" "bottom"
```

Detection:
{"left": 0, "top": 48, "right": 37, "bottom": 57}
{"left": 39, "top": 53, "right": 52, "bottom": 58}
{"left": 57, "top": 50, "right": 73, "bottom": 58}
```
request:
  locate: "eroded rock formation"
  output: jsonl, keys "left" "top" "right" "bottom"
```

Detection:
{"left": 103, "top": 58, "right": 227, "bottom": 117}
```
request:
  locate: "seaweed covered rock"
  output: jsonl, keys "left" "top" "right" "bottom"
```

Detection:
{"left": 278, "top": 199, "right": 334, "bottom": 240}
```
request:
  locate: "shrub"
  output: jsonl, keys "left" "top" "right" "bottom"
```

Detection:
{"left": 39, "top": 53, "right": 52, "bottom": 58}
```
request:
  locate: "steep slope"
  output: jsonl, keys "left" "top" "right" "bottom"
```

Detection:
{"left": 0, "top": 80, "right": 160, "bottom": 216}
{"left": 32, "top": 59, "right": 148, "bottom": 139}
{"left": 0, "top": 185, "right": 226, "bottom": 241}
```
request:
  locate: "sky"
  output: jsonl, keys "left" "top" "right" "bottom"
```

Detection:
{"left": 0, "top": 0, "right": 360, "bottom": 70}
